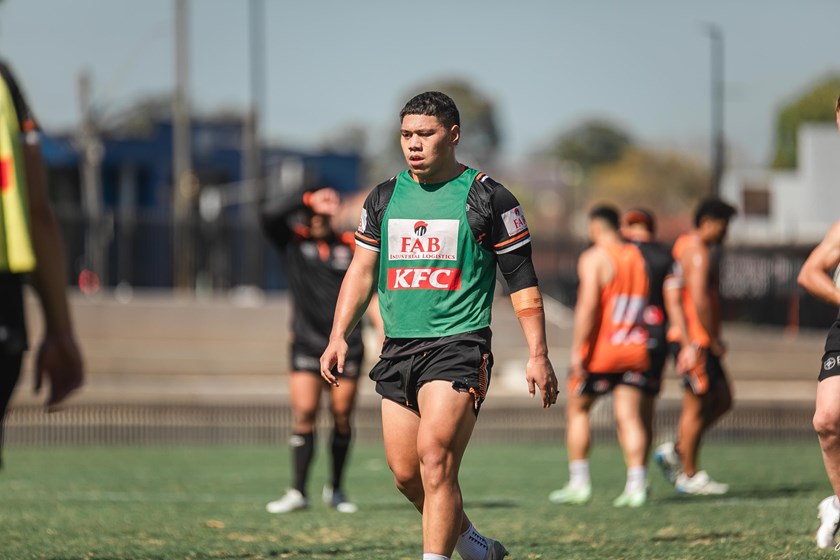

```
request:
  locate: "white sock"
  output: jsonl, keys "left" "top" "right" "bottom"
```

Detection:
{"left": 625, "top": 466, "right": 646, "bottom": 493}
{"left": 569, "top": 460, "right": 590, "bottom": 488}
{"left": 833, "top": 496, "right": 840, "bottom": 510}
{"left": 422, "top": 554, "right": 448, "bottom": 560}
{"left": 455, "top": 522, "right": 489, "bottom": 560}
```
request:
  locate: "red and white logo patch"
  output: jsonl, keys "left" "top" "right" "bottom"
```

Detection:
{"left": 501, "top": 205, "right": 528, "bottom": 237}
{"left": 387, "top": 219, "right": 458, "bottom": 261}
{"left": 387, "top": 267, "right": 461, "bottom": 290}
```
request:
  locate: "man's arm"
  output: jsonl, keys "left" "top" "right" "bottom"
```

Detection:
{"left": 663, "top": 276, "right": 697, "bottom": 373}
{"left": 320, "top": 247, "right": 378, "bottom": 386}
{"left": 24, "top": 141, "right": 83, "bottom": 407}
{"left": 510, "top": 286, "right": 558, "bottom": 408}
{"left": 260, "top": 188, "right": 339, "bottom": 248}
{"left": 569, "top": 249, "right": 602, "bottom": 373}
{"left": 798, "top": 220, "right": 840, "bottom": 306}
{"left": 681, "top": 245, "right": 720, "bottom": 352}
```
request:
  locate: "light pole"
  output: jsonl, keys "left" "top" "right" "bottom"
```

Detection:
{"left": 706, "top": 23, "right": 725, "bottom": 198}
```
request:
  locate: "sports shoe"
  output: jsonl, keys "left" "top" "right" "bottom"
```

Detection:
{"left": 675, "top": 470, "right": 729, "bottom": 495}
{"left": 486, "top": 538, "right": 509, "bottom": 559}
{"left": 323, "top": 485, "right": 358, "bottom": 513}
{"left": 612, "top": 487, "right": 648, "bottom": 507}
{"left": 266, "top": 488, "right": 308, "bottom": 513}
{"left": 548, "top": 482, "right": 592, "bottom": 505}
{"left": 816, "top": 495, "right": 840, "bottom": 549}
{"left": 654, "top": 441, "right": 681, "bottom": 484}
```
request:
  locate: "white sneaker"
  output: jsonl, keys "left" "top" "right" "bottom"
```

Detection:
{"left": 323, "top": 485, "right": 358, "bottom": 513}
{"left": 266, "top": 488, "right": 308, "bottom": 513}
{"left": 816, "top": 495, "right": 840, "bottom": 549}
{"left": 548, "top": 482, "right": 592, "bottom": 505}
{"left": 675, "top": 470, "right": 729, "bottom": 495}
{"left": 654, "top": 441, "right": 681, "bottom": 484}
{"left": 485, "top": 538, "right": 509, "bottom": 559}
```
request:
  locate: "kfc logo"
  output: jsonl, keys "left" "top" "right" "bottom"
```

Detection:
{"left": 387, "top": 268, "right": 461, "bottom": 290}
{"left": 388, "top": 219, "right": 458, "bottom": 261}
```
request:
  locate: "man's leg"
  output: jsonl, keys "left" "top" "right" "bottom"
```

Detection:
{"left": 676, "top": 389, "right": 705, "bottom": 477}
{"left": 549, "top": 392, "right": 597, "bottom": 504}
{"left": 814, "top": 376, "right": 840, "bottom": 548}
{"left": 325, "top": 376, "right": 359, "bottom": 511}
{"left": 416, "top": 380, "right": 477, "bottom": 558}
{"left": 381, "top": 398, "right": 499, "bottom": 560}
{"left": 612, "top": 385, "right": 648, "bottom": 506}
{"left": 815, "top": 377, "right": 840, "bottom": 495}
{"left": 0, "top": 353, "right": 23, "bottom": 469}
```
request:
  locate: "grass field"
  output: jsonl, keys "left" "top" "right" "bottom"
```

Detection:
{"left": 0, "top": 440, "right": 836, "bottom": 559}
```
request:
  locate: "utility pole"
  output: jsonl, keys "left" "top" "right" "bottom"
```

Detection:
{"left": 707, "top": 23, "right": 725, "bottom": 198}
{"left": 173, "top": 0, "right": 195, "bottom": 290}
{"left": 241, "top": 0, "right": 266, "bottom": 286}
{"left": 77, "top": 71, "right": 105, "bottom": 288}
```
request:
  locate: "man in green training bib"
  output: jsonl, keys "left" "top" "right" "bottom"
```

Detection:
{"left": 320, "top": 91, "right": 558, "bottom": 560}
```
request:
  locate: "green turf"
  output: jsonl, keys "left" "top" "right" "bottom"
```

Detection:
{"left": 0, "top": 441, "right": 833, "bottom": 559}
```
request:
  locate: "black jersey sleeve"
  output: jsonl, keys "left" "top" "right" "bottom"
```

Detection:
{"left": 486, "top": 179, "right": 532, "bottom": 255}
{"left": 354, "top": 177, "right": 396, "bottom": 253}
{"left": 260, "top": 192, "right": 307, "bottom": 249}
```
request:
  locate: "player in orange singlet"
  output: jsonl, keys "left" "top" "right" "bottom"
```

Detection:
{"left": 654, "top": 198, "right": 736, "bottom": 495}
{"left": 549, "top": 204, "right": 651, "bottom": 507}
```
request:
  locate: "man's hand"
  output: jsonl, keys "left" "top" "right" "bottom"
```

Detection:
{"left": 676, "top": 345, "right": 700, "bottom": 374}
{"left": 34, "top": 332, "right": 83, "bottom": 409}
{"left": 307, "top": 188, "right": 340, "bottom": 217}
{"left": 319, "top": 337, "right": 348, "bottom": 387}
{"left": 526, "top": 354, "right": 558, "bottom": 408}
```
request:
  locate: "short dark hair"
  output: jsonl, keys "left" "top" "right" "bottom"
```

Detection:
{"left": 399, "top": 91, "right": 460, "bottom": 129}
{"left": 589, "top": 204, "right": 621, "bottom": 231}
{"left": 694, "top": 197, "right": 737, "bottom": 227}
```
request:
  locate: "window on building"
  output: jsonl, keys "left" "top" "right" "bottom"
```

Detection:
{"left": 742, "top": 183, "right": 770, "bottom": 217}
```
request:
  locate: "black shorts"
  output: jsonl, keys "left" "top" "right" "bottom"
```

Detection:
{"left": 643, "top": 347, "right": 668, "bottom": 396}
{"left": 568, "top": 368, "right": 657, "bottom": 397}
{"left": 290, "top": 342, "right": 364, "bottom": 379}
{"left": 667, "top": 342, "right": 728, "bottom": 395}
{"left": 368, "top": 340, "right": 492, "bottom": 415}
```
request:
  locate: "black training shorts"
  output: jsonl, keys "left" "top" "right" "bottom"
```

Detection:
{"left": 567, "top": 368, "right": 657, "bottom": 397}
{"left": 368, "top": 340, "right": 492, "bottom": 415}
{"left": 667, "top": 342, "right": 728, "bottom": 395}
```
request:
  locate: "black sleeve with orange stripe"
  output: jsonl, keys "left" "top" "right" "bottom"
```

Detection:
{"left": 354, "top": 177, "right": 396, "bottom": 253}
{"left": 468, "top": 174, "right": 538, "bottom": 292}
{"left": 260, "top": 192, "right": 308, "bottom": 250}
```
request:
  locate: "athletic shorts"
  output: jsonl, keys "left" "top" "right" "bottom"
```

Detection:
{"left": 643, "top": 347, "right": 668, "bottom": 396}
{"left": 368, "top": 340, "right": 492, "bottom": 415}
{"left": 567, "top": 368, "right": 655, "bottom": 397}
{"left": 668, "top": 342, "right": 728, "bottom": 395}
{"left": 290, "top": 342, "right": 364, "bottom": 379}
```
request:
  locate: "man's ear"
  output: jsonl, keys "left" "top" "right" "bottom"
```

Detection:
{"left": 450, "top": 124, "right": 460, "bottom": 147}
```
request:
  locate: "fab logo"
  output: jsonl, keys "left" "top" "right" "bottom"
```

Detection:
{"left": 387, "top": 219, "right": 458, "bottom": 261}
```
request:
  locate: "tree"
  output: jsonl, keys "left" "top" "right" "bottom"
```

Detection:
{"left": 772, "top": 74, "right": 840, "bottom": 169}
{"left": 545, "top": 119, "right": 633, "bottom": 174}
{"left": 589, "top": 147, "right": 710, "bottom": 237}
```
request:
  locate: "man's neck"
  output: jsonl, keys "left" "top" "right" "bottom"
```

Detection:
{"left": 411, "top": 161, "right": 462, "bottom": 185}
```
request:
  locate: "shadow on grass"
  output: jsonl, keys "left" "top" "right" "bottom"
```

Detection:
{"left": 654, "top": 482, "right": 818, "bottom": 504}
{"left": 651, "top": 529, "right": 748, "bottom": 543}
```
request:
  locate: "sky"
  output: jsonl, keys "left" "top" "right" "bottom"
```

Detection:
{"left": 0, "top": 0, "right": 838, "bottom": 167}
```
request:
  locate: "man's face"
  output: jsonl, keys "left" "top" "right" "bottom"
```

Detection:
{"left": 700, "top": 217, "right": 730, "bottom": 244}
{"left": 400, "top": 114, "right": 459, "bottom": 182}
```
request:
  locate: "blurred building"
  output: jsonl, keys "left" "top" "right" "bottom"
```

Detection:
{"left": 38, "top": 114, "right": 362, "bottom": 290}
{"left": 721, "top": 123, "right": 840, "bottom": 245}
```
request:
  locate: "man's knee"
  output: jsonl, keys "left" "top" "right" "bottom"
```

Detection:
{"left": 391, "top": 465, "right": 423, "bottom": 501}
{"left": 814, "top": 409, "right": 840, "bottom": 442}
{"left": 292, "top": 408, "right": 318, "bottom": 431}
{"left": 419, "top": 448, "right": 456, "bottom": 491}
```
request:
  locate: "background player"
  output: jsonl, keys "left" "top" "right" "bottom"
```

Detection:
{"left": 0, "top": 59, "right": 84, "bottom": 467}
{"left": 800, "top": 94, "right": 840, "bottom": 550}
{"left": 261, "top": 186, "right": 380, "bottom": 513}
{"left": 550, "top": 204, "right": 650, "bottom": 507}
{"left": 654, "top": 198, "right": 736, "bottom": 495}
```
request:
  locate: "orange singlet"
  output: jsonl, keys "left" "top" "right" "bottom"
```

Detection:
{"left": 581, "top": 243, "right": 650, "bottom": 374}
